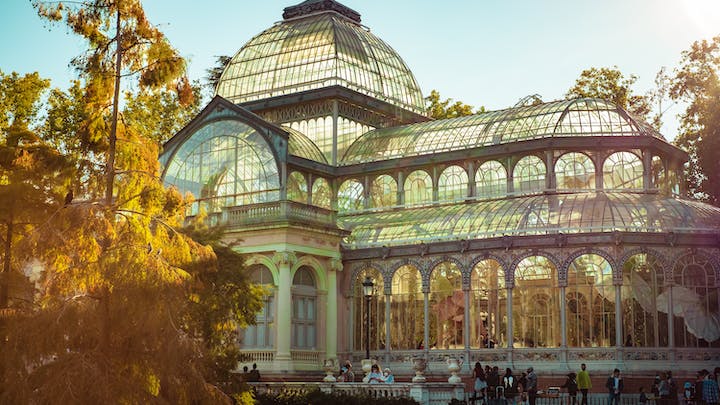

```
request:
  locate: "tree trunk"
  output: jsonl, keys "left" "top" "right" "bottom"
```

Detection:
{"left": 105, "top": 5, "right": 122, "bottom": 206}
{"left": 1, "top": 218, "right": 13, "bottom": 308}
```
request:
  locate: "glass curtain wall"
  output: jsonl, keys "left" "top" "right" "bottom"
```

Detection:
{"left": 621, "top": 254, "right": 667, "bottom": 347}
{"left": 513, "top": 156, "right": 546, "bottom": 194}
{"left": 555, "top": 152, "right": 595, "bottom": 190}
{"left": 513, "top": 256, "right": 560, "bottom": 348}
{"left": 338, "top": 179, "right": 364, "bottom": 212}
{"left": 287, "top": 171, "right": 307, "bottom": 203}
{"left": 566, "top": 254, "right": 615, "bottom": 347}
{"left": 438, "top": 165, "right": 468, "bottom": 202}
{"left": 476, "top": 160, "right": 507, "bottom": 199}
{"left": 429, "top": 262, "right": 464, "bottom": 349}
{"left": 404, "top": 170, "right": 433, "bottom": 206}
{"left": 311, "top": 178, "right": 332, "bottom": 209}
{"left": 353, "top": 268, "right": 386, "bottom": 352}
{"left": 672, "top": 254, "right": 720, "bottom": 348}
{"left": 390, "top": 265, "right": 424, "bottom": 350}
{"left": 370, "top": 174, "right": 397, "bottom": 208}
{"left": 603, "top": 151, "right": 643, "bottom": 189}
{"left": 470, "top": 259, "right": 506, "bottom": 348}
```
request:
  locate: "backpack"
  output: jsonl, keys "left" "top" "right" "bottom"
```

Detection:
{"left": 505, "top": 376, "right": 518, "bottom": 394}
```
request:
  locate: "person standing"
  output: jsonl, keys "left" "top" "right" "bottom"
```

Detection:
{"left": 526, "top": 367, "right": 538, "bottom": 405}
{"left": 344, "top": 360, "right": 355, "bottom": 382}
{"left": 704, "top": 369, "right": 720, "bottom": 405}
{"left": 472, "top": 362, "right": 487, "bottom": 404}
{"left": 562, "top": 372, "right": 579, "bottom": 405}
{"left": 503, "top": 368, "right": 519, "bottom": 405}
{"left": 577, "top": 363, "right": 592, "bottom": 405}
{"left": 605, "top": 368, "right": 623, "bottom": 405}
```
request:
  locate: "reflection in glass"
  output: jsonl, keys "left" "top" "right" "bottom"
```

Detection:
{"left": 311, "top": 177, "right": 332, "bottom": 209}
{"left": 513, "top": 256, "right": 559, "bottom": 348}
{"left": 241, "top": 265, "right": 275, "bottom": 349}
{"left": 672, "top": 254, "right": 719, "bottom": 348}
{"left": 438, "top": 165, "right": 468, "bottom": 202}
{"left": 429, "top": 262, "right": 464, "bottom": 349}
{"left": 338, "top": 179, "right": 364, "bottom": 212}
{"left": 513, "top": 155, "right": 546, "bottom": 194}
{"left": 353, "top": 268, "right": 386, "bottom": 351}
{"left": 370, "top": 174, "right": 397, "bottom": 208}
{"left": 470, "top": 260, "right": 506, "bottom": 348}
{"left": 555, "top": 152, "right": 595, "bottom": 190}
{"left": 287, "top": 171, "right": 308, "bottom": 203}
{"left": 404, "top": 170, "right": 432, "bottom": 206}
{"left": 603, "top": 151, "right": 643, "bottom": 189}
{"left": 621, "top": 254, "right": 667, "bottom": 347}
{"left": 391, "top": 265, "right": 424, "bottom": 349}
{"left": 566, "top": 254, "right": 615, "bottom": 347}
{"left": 476, "top": 160, "right": 507, "bottom": 198}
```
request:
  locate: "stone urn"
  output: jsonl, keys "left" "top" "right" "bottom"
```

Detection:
{"left": 361, "top": 359, "right": 373, "bottom": 382}
{"left": 446, "top": 357, "right": 463, "bottom": 384}
{"left": 323, "top": 359, "right": 337, "bottom": 383}
{"left": 412, "top": 357, "right": 427, "bottom": 383}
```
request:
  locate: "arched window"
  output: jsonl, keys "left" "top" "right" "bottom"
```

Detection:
{"left": 353, "top": 269, "right": 386, "bottom": 352}
{"left": 241, "top": 265, "right": 275, "bottom": 349}
{"left": 404, "top": 170, "right": 432, "bottom": 206}
{"left": 370, "top": 174, "right": 397, "bottom": 208}
{"left": 292, "top": 266, "right": 317, "bottom": 349}
{"left": 513, "top": 256, "right": 559, "bottom": 348}
{"left": 603, "top": 151, "right": 643, "bottom": 190}
{"left": 566, "top": 254, "right": 615, "bottom": 347}
{"left": 476, "top": 160, "right": 507, "bottom": 198}
{"left": 470, "top": 259, "right": 506, "bottom": 349}
{"left": 390, "top": 265, "right": 423, "bottom": 350}
{"left": 287, "top": 171, "right": 307, "bottom": 203}
{"left": 338, "top": 179, "right": 364, "bottom": 212}
{"left": 429, "top": 261, "right": 463, "bottom": 349}
{"left": 621, "top": 254, "right": 667, "bottom": 348}
{"left": 438, "top": 165, "right": 468, "bottom": 202}
{"left": 311, "top": 177, "right": 331, "bottom": 209}
{"left": 163, "top": 120, "right": 280, "bottom": 215}
{"left": 513, "top": 155, "right": 546, "bottom": 194}
{"left": 672, "top": 255, "right": 719, "bottom": 348}
{"left": 555, "top": 152, "right": 595, "bottom": 190}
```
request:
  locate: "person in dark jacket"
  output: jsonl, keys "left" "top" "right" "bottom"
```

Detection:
{"left": 503, "top": 368, "right": 519, "bottom": 405}
{"left": 606, "top": 368, "right": 624, "bottom": 405}
{"left": 562, "top": 372, "right": 579, "bottom": 405}
{"left": 487, "top": 366, "right": 500, "bottom": 400}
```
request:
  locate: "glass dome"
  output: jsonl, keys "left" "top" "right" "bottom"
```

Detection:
{"left": 341, "top": 98, "right": 665, "bottom": 165}
{"left": 215, "top": 3, "right": 425, "bottom": 114}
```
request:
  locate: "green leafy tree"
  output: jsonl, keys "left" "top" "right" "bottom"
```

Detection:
{"left": 669, "top": 35, "right": 720, "bottom": 203}
{"left": 124, "top": 84, "right": 202, "bottom": 145}
{"left": 566, "top": 66, "right": 651, "bottom": 120}
{"left": 425, "top": 90, "right": 484, "bottom": 119}
{"left": 205, "top": 55, "right": 232, "bottom": 93}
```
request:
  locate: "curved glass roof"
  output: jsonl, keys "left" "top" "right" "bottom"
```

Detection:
{"left": 284, "top": 126, "right": 327, "bottom": 164}
{"left": 215, "top": 11, "right": 425, "bottom": 114}
{"left": 339, "top": 192, "right": 720, "bottom": 249}
{"left": 341, "top": 98, "right": 664, "bottom": 166}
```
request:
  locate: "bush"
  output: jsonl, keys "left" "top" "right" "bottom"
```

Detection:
{"left": 254, "top": 389, "right": 420, "bottom": 405}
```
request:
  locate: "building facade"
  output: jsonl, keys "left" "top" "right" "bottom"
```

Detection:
{"left": 160, "top": 0, "right": 720, "bottom": 375}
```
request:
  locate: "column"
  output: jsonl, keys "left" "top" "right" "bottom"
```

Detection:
{"left": 545, "top": 150, "right": 555, "bottom": 190}
{"left": 326, "top": 259, "right": 340, "bottom": 361}
{"left": 560, "top": 286, "right": 567, "bottom": 348}
{"left": 423, "top": 288, "right": 430, "bottom": 356}
{"left": 385, "top": 289, "right": 391, "bottom": 361}
{"left": 642, "top": 151, "right": 652, "bottom": 190}
{"left": 464, "top": 287, "right": 470, "bottom": 349}
{"left": 594, "top": 152, "right": 604, "bottom": 190}
{"left": 615, "top": 285, "right": 623, "bottom": 354}
{"left": 467, "top": 161, "right": 476, "bottom": 198}
{"left": 273, "top": 251, "right": 296, "bottom": 370}
{"left": 506, "top": 287, "right": 514, "bottom": 349}
{"left": 667, "top": 285, "right": 675, "bottom": 349}
{"left": 331, "top": 100, "right": 339, "bottom": 166}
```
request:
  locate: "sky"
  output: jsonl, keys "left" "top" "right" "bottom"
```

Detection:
{"left": 2, "top": 0, "right": 720, "bottom": 140}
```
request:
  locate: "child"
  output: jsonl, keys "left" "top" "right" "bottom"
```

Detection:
{"left": 683, "top": 381, "right": 694, "bottom": 404}
{"left": 639, "top": 387, "right": 648, "bottom": 405}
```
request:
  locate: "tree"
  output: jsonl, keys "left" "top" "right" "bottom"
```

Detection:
{"left": 669, "top": 35, "right": 720, "bottom": 204}
{"left": 124, "top": 84, "right": 202, "bottom": 145}
{"left": 0, "top": 71, "right": 73, "bottom": 309}
{"left": 566, "top": 66, "right": 651, "bottom": 120}
{"left": 205, "top": 55, "right": 232, "bottom": 93}
{"left": 425, "top": 90, "right": 484, "bottom": 119}
{"left": 0, "top": 2, "right": 260, "bottom": 403}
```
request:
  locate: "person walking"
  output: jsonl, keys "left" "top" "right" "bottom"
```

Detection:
{"left": 577, "top": 363, "right": 592, "bottom": 405}
{"left": 704, "top": 369, "right": 720, "bottom": 405}
{"left": 526, "top": 367, "right": 538, "bottom": 405}
{"left": 605, "top": 368, "right": 623, "bottom": 405}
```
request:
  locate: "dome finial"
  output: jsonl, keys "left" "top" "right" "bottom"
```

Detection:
{"left": 282, "top": 0, "right": 361, "bottom": 23}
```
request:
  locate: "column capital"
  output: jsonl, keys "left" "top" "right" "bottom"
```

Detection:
{"left": 273, "top": 251, "right": 297, "bottom": 267}
{"left": 329, "top": 257, "right": 343, "bottom": 272}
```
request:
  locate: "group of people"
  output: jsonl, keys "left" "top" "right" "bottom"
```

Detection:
{"left": 336, "top": 360, "right": 395, "bottom": 384}
{"left": 470, "top": 363, "right": 538, "bottom": 405}
{"left": 645, "top": 368, "right": 719, "bottom": 405}
{"left": 240, "top": 363, "right": 261, "bottom": 382}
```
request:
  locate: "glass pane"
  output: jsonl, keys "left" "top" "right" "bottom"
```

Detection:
{"left": 429, "top": 262, "right": 464, "bottom": 349}
{"left": 390, "top": 265, "right": 423, "bottom": 349}
{"left": 513, "top": 256, "right": 559, "bottom": 348}
{"left": 555, "top": 152, "right": 595, "bottom": 190}
{"left": 404, "top": 170, "right": 432, "bottom": 206}
{"left": 603, "top": 151, "right": 643, "bottom": 190}
{"left": 438, "top": 165, "right": 468, "bottom": 202}
{"left": 567, "top": 254, "right": 615, "bottom": 347}
{"left": 476, "top": 160, "right": 507, "bottom": 198}
{"left": 513, "top": 155, "right": 546, "bottom": 194}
